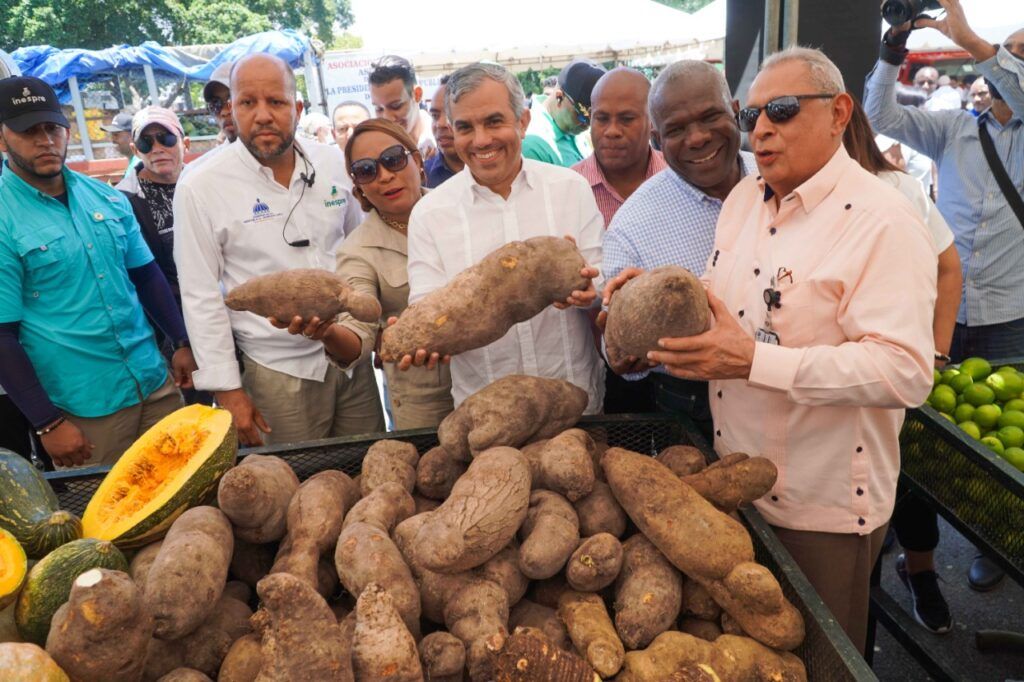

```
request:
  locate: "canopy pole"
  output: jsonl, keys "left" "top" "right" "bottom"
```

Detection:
{"left": 302, "top": 48, "right": 326, "bottom": 115}
{"left": 67, "top": 76, "right": 94, "bottom": 161}
{"left": 783, "top": 0, "right": 800, "bottom": 49}
{"left": 143, "top": 64, "right": 159, "bottom": 106}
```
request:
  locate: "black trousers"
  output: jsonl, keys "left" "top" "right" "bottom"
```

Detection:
{"left": 0, "top": 394, "right": 51, "bottom": 469}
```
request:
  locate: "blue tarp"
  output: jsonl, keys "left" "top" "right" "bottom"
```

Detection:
{"left": 11, "top": 29, "right": 313, "bottom": 103}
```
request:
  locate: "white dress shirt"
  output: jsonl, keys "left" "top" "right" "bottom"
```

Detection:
{"left": 407, "top": 159, "right": 606, "bottom": 413}
{"left": 173, "top": 139, "right": 362, "bottom": 392}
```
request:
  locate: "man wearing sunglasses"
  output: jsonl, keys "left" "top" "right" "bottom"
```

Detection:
{"left": 865, "top": 0, "right": 1024, "bottom": 596}
{"left": 522, "top": 58, "right": 606, "bottom": 168}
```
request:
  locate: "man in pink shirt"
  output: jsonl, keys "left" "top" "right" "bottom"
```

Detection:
{"left": 606, "top": 47, "right": 937, "bottom": 653}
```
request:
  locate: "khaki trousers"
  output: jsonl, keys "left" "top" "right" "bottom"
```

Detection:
{"left": 64, "top": 375, "right": 182, "bottom": 468}
{"left": 771, "top": 523, "right": 889, "bottom": 655}
{"left": 242, "top": 355, "right": 385, "bottom": 445}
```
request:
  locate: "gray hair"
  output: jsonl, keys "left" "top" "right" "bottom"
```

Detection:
{"left": 444, "top": 62, "right": 526, "bottom": 120}
{"left": 649, "top": 60, "right": 732, "bottom": 125}
{"left": 761, "top": 47, "right": 845, "bottom": 94}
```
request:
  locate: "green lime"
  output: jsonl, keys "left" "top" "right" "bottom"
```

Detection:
{"left": 940, "top": 412, "right": 955, "bottom": 423}
{"left": 959, "top": 421, "right": 982, "bottom": 439}
{"left": 981, "top": 436, "right": 1005, "bottom": 455}
{"left": 963, "top": 383, "right": 996, "bottom": 407}
{"left": 997, "top": 366, "right": 1019, "bottom": 375}
{"left": 987, "top": 371, "right": 1024, "bottom": 402}
{"left": 997, "top": 425, "right": 1024, "bottom": 449}
{"left": 954, "top": 403, "right": 976, "bottom": 423}
{"left": 998, "top": 410, "right": 1024, "bottom": 430}
{"left": 1002, "top": 447, "right": 1024, "bottom": 472}
{"left": 1005, "top": 398, "right": 1024, "bottom": 413}
{"left": 984, "top": 430, "right": 1000, "bottom": 440}
{"left": 959, "top": 357, "right": 993, "bottom": 381}
{"left": 973, "top": 404, "right": 1002, "bottom": 429}
{"left": 957, "top": 394, "right": 966, "bottom": 405}
{"left": 933, "top": 368, "right": 942, "bottom": 385}
{"left": 940, "top": 368, "right": 961, "bottom": 385}
{"left": 949, "top": 373, "right": 974, "bottom": 393}
{"left": 928, "top": 385, "right": 958, "bottom": 414}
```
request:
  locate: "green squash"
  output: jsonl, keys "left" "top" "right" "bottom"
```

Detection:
{"left": 14, "top": 538, "right": 127, "bottom": 645}
{"left": 0, "top": 528, "right": 27, "bottom": 611}
{"left": 0, "top": 451, "right": 82, "bottom": 559}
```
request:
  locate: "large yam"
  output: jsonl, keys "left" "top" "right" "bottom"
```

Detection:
{"left": 225, "top": 269, "right": 381, "bottom": 323}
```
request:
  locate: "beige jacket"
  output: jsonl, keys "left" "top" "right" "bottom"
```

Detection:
{"left": 334, "top": 209, "right": 454, "bottom": 429}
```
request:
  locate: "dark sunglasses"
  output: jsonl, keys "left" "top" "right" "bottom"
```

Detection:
{"left": 737, "top": 94, "right": 837, "bottom": 133}
{"left": 349, "top": 144, "right": 413, "bottom": 185}
{"left": 563, "top": 93, "right": 591, "bottom": 127}
{"left": 206, "top": 96, "right": 228, "bottom": 116}
{"left": 135, "top": 131, "right": 179, "bottom": 153}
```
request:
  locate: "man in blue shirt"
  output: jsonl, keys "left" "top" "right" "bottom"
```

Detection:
{"left": 0, "top": 77, "right": 195, "bottom": 468}
{"left": 425, "top": 75, "right": 464, "bottom": 188}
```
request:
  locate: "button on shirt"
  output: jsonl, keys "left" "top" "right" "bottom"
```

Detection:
{"left": 407, "top": 159, "right": 606, "bottom": 412}
{"left": 522, "top": 104, "right": 586, "bottom": 167}
{"left": 0, "top": 164, "right": 167, "bottom": 417}
{"left": 173, "top": 140, "right": 363, "bottom": 392}
{"left": 572, "top": 149, "right": 667, "bottom": 227}
{"left": 704, "top": 146, "right": 936, "bottom": 535}
{"left": 864, "top": 47, "right": 1024, "bottom": 326}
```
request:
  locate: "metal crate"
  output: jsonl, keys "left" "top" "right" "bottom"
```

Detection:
{"left": 45, "top": 413, "right": 875, "bottom": 681}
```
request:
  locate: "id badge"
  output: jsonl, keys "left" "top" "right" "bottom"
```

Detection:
{"left": 755, "top": 327, "right": 780, "bottom": 345}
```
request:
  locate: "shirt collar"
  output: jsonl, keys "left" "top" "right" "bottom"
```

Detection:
{"left": 542, "top": 110, "right": 573, "bottom": 142}
{"left": 358, "top": 208, "right": 410, "bottom": 254}
{"left": 233, "top": 137, "right": 309, "bottom": 185}
{"left": 759, "top": 144, "right": 850, "bottom": 213}
{"left": 0, "top": 160, "right": 76, "bottom": 200}
{"left": 579, "top": 149, "right": 661, "bottom": 192}
{"left": 670, "top": 151, "right": 755, "bottom": 204}
{"left": 467, "top": 157, "right": 533, "bottom": 202}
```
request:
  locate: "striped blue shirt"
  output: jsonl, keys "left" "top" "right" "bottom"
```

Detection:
{"left": 864, "top": 48, "right": 1024, "bottom": 326}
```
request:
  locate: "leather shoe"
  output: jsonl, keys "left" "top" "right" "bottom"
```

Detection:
{"left": 968, "top": 554, "right": 1004, "bottom": 592}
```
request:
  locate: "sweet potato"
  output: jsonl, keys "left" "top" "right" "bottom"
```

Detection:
{"left": 128, "top": 540, "right": 163, "bottom": 591}
{"left": 156, "top": 669, "right": 212, "bottom": 682}
{"left": 218, "top": 633, "right": 261, "bottom": 682}
{"left": 697, "top": 562, "right": 804, "bottom": 650}
{"left": 720, "top": 611, "right": 744, "bottom": 636}
{"left": 217, "top": 455, "right": 299, "bottom": 544}
{"left": 509, "top": 600, "right": 572, "bottom": 652}
{"left": 573, "top": 481, "right": 627, "bottom": 539}
{"left": 418, "top": 631, "right": 465, "bottom": 682}
{"left": 529, "top": 575, "right": 572, "bottom": 610}
{"left": 677, "top": 618, "right": 722, "bottom": 642}
{"left": 521, "top": 429, "right": 597, "bottom": 501}
{"left": 490, "top": 627, "right": 599, "bottom": 682}
{"left": 415, "top": 495, "right": 443, "bottom": 514}
{"left": 603, "top": 266, "right": 709, "bottom": 367}
{"left": 681, "top": 454, "right": 777, "bottom": 512}
{"left": 518, "top": 491, "right": 580, "bottom": 580}
{"left": 46, "top": 569, "right": 152, "bottom": 682}
{"left": 360, "top": 440, "right": 420, "bottom": 497}
{"left": 343, "top": 481, "right": 415, "bottom": 533}
{"left": 393, "top": 514, "right": 475, "bottom": 625}
{"left": 254, "top": 572, "right": 350, "bottom": 681}
{"left": 616, "top": 631, "right": 805, "bottom": 682}
{"left": 445, "top": 578, "right": 509, "bottom": 682}
{"left": 143, "top": 596, "right": 253, "bottom": 679}
{"left": 681, "top": 581, "right": 721, "bottom": 622}
{"left": 655, "top": 445, "right": 706, "bottom": 477}
{"left": 338, "top": 613, "right": 356, "bottom": 682}
{"left": 223, "top": 580, "right": 252, "bottom": 604}
{"left": 352, "top": 583, "right": 422, "bottom": 682}
{"left": 416, "top": 446, "right": 467, "bottom": 500}
{"left": 225, "top": 268, "right": 381, "bottom": 323}
{"left": 230, "top": 539, "right": 277, "bottom": 589}
{"left": 613, "top": 535, "right": 683, "bottom": 650}
{"left": 144, "top": 506, "right": 233, "bottom": 640}
{"left": 381, "top": 236, "right": 589, "bottom": 361}
{"left": 557, "top": 591, "right": 625, "bottom": 678}
{"left": 566, "top": 533, "right": 623, "bottom": 593}
{"left": 477, "top": 545, "right": 529, "bottom": 607}
{"left": 408, "top": 447, "right": 531, "bottom": 573}
{"left": 437, "top": 376, "right": 588, "bottom": 461}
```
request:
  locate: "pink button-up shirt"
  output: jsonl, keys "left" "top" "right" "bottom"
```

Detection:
{"left": 573, "top": 149, "right": 667, "bottom": 228}
{"left": 702, "top": 146, "right": 937, "bottom": 535}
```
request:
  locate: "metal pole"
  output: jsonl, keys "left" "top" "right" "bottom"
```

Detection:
{"left": 782, "top": 0, "right": 800, "bottom": 49}
{"left": 763, "top": 0, "right": 782, "bottom": 57}
{"left": 143, "top": 64, "right": 159, "bottom": 106}
{"left": 67, "top": 76, "right": 94, "bottom": 161}
{"left": 302, "top": 48, "right": 326, "bottom": 114}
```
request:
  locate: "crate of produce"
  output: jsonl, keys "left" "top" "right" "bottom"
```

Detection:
{"left": 45, "top": 413, "right": 874, "bottom": 681}
{"left": 901, "top": 358, "right": 1024, "bottom": 583}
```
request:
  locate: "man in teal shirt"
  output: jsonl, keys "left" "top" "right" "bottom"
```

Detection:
{"left": 0, "top": 77, "right": 195, "bottom": 467}
{"left": 523, "top": 59, "right": 606, "bottom": 167}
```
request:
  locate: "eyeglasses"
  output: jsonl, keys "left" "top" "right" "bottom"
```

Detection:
{"left": 737, "top": 94, "right": 838, "bottom": 133}
{"left": 206, "top": 96, "right": 228, "bottom": 116}
{"left": 135, "top": 131, "right": 179, "bottom": 153}
{"left": 563, "top": 93, "right": 591, "bottom": 127}
{"left": 349, "top": 144, "right": 413, "bottom": 185}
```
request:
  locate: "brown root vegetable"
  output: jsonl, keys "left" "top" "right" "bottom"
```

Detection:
{"left": 696, "top": 562, "right": 804, "bottom": 650}
{"left": 128, "top": 540, "right": 163, "bottom": 591}
{"left": 415, "top": 495, "right": 442, "bottom": 514}
{"left": 352, "top": 583, "right": 423, "bottom": 682}
{"left": 45, "top": 568, "right": 152, "bottom": 682}
{"left": 613, "top": 535, "right": 683, "bottom": 650}
{"left": 254, "top": 572, "right": 350, "bottom": 681}
{"left": 509, "top": 600, "right": 572, "bottom": 652}
{"left": 230, "top": 539, "right": 277, "bottom": 589}
{"left": 603, "top": 266, "right": 709, "bottom": 367}
{"left": 335, "top": 521, "right": 421, "bottom": 638}
{"left": 338, "top": 612, "right": 356, "bottom": 682}
{"left": 393, "top": 514, "right": 474, "bottom": 625}
{"left": 557, "top": 591, "right": 625, "bottom": 679}
{"left": 342, "top": 481, "right": 415, "bottom": 533}
{"left": 529, "top": 574, "right": 571, "bottom": 610}
{"left": 225, "top": 268, "right": 381, "bottom": 324}
{"left": 566, "top": 534, "right": 623, "bottom": 593}
{"left": 418, "top": 631, "right": 465, "bottom": 682}
{"left": 360, "top": 440, "right": 420, "bottom": 497}
{"left": 518, "top": 491, "right": 580, "bottom": 580}
{"left": 573, "top": 481, "right": 627, "bottom": 539}
{"left": 477, "top": 545, "right": 529, "bottom": 607}
{"left": 681, "top": 581, "right": 721, "bottom": 622}
{"left": 521, "top": 429, "right": 597, "bottom": 501}
{"left": 156, "top": 669, "right": 213, "bottom": 682}
{"left": 381, "top": 236, "right": 589, "bottom": 362}
{"left": 415, "top": 446, "right": 467, "bottom": 500}
{"left": 437, "top": 376, "right": 588, "bottom": 461}
{"left": 409, "top": 447, "right": 531, "bottom": 573}
{"left": 223, "top": 580, "right": 252, "bottom": 604}
{"left": 681, "top": 455, "right": 777, "bottom": 512}
{"left": 271, "top": 470, "right": 353, "bottom": 591}
{"left": 490, "top": 626, "right": 599, "bottom": 682}
{"left": 668, "top": 664, "right": 722, "bottom": 682}
{"left": 143, "top": 596, "right": 253, "bottom": 679}
{"left": 655, "top": 446, "right": 706, "bottom": 477}
{"left": 144, "top": 506, "right": 233, "bottom": 640}
{"left": 617, "top": 631, "right": 806, "bottom": 682}
{"left": 218, "top": 633, "right": 262, "bottom": 682}
{"left": 677, "top": 618, "right": 722, "bottom": 642}
{"left": 719, "top": 611, "right": 744, "bottom": 636}
{"left": 217, "top": 455, "right": 299, "bottom": 544}
{"left": 444, "top": 579, "right": 509, "bottom": 682}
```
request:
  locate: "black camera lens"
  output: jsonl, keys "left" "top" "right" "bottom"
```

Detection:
{"left": 882, "top": 0, "right": 942, "bottom": 26}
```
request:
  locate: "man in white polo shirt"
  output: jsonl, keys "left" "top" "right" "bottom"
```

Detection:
{"left": 174, "top": 53, "right": 383, "bottom": 446}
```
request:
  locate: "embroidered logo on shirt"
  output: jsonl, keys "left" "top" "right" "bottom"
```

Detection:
{"left": 243, "top": 197, "right": 282, "bottom": 224}
{"left": 330, "top": 185, "right": 338, "bottom": 197}
{"left": 323, "top": 190, "right": 347, "bottom": 209}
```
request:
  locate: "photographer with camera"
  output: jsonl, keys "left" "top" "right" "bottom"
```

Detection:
{"left": 864, "top": 0, "right": 1024, "bottom": 627}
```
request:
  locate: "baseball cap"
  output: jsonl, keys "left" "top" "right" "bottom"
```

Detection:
{"left": 0, "top": 77, "right": 69, "bottom": 132}
{"left": 203, "top": 62, "right": 234, "bottom": 102}
{"left": 557, "top": 59, "right": 607, "bottom": 109}
{"left": 100, "top": 111, "right": 134, "bottom": 133}
{"left": 131, "top": 106, "right": 184, "bottom": 140}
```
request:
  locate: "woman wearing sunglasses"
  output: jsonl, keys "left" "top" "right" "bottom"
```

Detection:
{"left": 290, "top": 119, "right": 454, "bottom": 429}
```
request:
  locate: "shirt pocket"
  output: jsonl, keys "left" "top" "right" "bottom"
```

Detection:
{"left": 772, "top": 280, "right": 827, "bottom": 348}
{"left": 87, "top": 203, "right": 133, "bottom": 259}
{"left": 16, "top": 226, "right": 68, "bottom": 289}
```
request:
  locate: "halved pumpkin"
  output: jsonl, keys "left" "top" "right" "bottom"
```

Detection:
{"left": 0, "top": 528, "right": 27, "bottom": 611}
{"left": 82, "top": 405, "right": 237, "bottom": 548}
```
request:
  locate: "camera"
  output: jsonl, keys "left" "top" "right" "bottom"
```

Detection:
{"left": 881, "top": 0, "right": 942, "bottom": 26}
